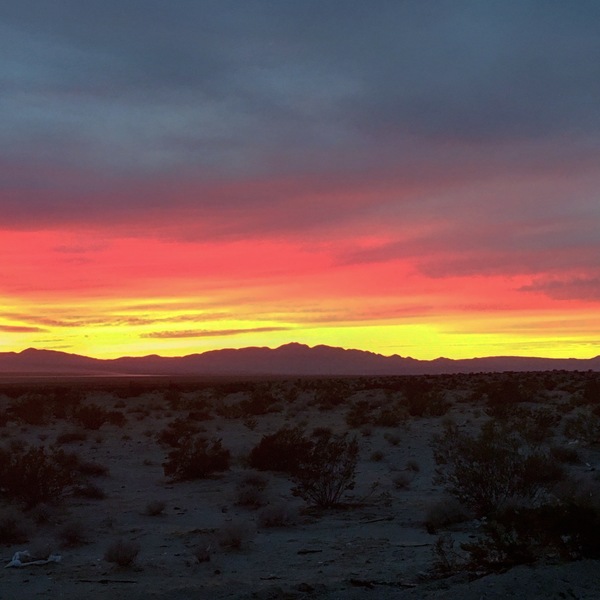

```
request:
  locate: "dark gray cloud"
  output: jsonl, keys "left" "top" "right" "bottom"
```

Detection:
{"left": 1, "top": 0, "right": 600, "bottom": 248}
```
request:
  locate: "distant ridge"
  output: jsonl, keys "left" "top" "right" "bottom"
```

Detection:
{"left": 0, "top": 343, "right": 599, "bottom": 376}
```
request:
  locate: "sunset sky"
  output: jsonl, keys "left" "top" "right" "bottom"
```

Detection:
{"left": 1, "top": 1, "right": 600, "bottom": 360}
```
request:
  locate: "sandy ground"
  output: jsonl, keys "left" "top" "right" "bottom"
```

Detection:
{"left": 0, "top": 375, "right": 598, "bottom": 599}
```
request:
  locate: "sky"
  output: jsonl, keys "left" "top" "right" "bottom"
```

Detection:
{"left": 1, "top": 1, "right": 600, "bottom": 360}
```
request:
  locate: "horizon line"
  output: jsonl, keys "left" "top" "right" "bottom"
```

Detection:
{"left": 4, "top": 342, "right": 599, "bottom": 364}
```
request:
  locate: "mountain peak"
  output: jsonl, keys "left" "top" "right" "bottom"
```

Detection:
{"left": 1, "top": 344, "right": 599, "bottom": 376}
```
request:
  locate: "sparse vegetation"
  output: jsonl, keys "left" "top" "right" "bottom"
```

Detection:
{"left": 145, "top": 500, "right": 166, "bottom": 516}
{"left": 0, "top": 370, "right": 598, "bottom": 596}
{"left": 163, "top": 435, "right": 230, "bottom": 481}
{"left": 0, "top": 508, "right": 30, "bottom": 545}
{"left": 291, "top": 431, "right": 359, "bottom": 508}
{"left": 104, "top": 539, "right": 141, "bottom": 567}
{"left": 216, "top": 520, "right": 255, "bottom": 551}
{"left": 248, "top": 425, "right": 312, "bottom": 474}
{"left": 58, "top": 520, "right": 88, "bottom": 547}
{"left": 432, "top": 419, "right": 564, "bottom": 518}
{"left": 257, "top": 503, "right": 298, "bottom": 528}
{"left": 0, "top": 444, "right": 80, "bottom": 507}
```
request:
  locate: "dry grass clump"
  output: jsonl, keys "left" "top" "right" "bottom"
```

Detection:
{"left": 424, "top": 497, "right": 472, "bottom": 534}
{"left": 406, "top": 459, "right": 420, "bottom": 472}
{"left": 215, "top": 520, "right": 255, "bottom": 551}
{"left": 257, "top": 503, "right": 298, "bottom": 528}
{"left": 383, "top": 432, "right": 401, "bottom": 446}
{"left": 77, "top": 460, "right": 109, "bottom": 477}
{"left": 193, "top": 543, "right": 212, "bottom": 563}
{"left": 0, "top": 508, "right": 31, "bottom": 545}
{"left": 145, "top": 500, "right": 166, "bottom": 516}
{"left": 104, "top": 538, "right": 141, "bottom": 567}
{"left": 56, "top": 429, "right": 88, "bottom": 445}
{"left": 57, "top": 520, "right": 88, "bottom": 547}
{"left": 163, "top": 435, "right": 230, "bottom": 481}
{"left": 235, "top": 471, "right": 270, "bottom": 508}
{"left": 370, "top": 450, "right": 384, "bottom": 462}
{"left": 393, "top": 470, "right": 415, "bottom": 489}
{"left": 73, "top": 482, "right": 106, "bottom": 499}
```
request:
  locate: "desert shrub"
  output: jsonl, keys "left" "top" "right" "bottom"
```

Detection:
{"left": 313, "top": 383, "right": 348, "bottom": 410}
{"left": 373, "top": 403, "right": 409, "bottom": 427}
{"left": 163, "top": 435, "right": 230, "bottom": 481}
{"left": 370, "top": 450, "right": 384, "bottom": 462}
{"left": 393, "top": 471, "right": 415, "bottom": 489}
{"left": 157, "top": 418, "right": 200, "bottom": 448}
{"left": 216, "top": 520, "right": 255, "bottom": 551}
{"left": 0, "top": 445, "right": 80, "bottom": 507}
{"left": 402, "top": 380, "right": 449, "bottom": 417}
{"left": 193, "top": 544, "right": 211, "bottom": 563}
{"left": 73, "top": 482, "right": 106, "bottom": 499}
{"left": 58, "top": 520, "right": 88, "bottom": 547}
{"left": 550, "top": 444, "right": 581, "bottom": 464}
{"left": 235, "top": 474, "right": 269, "bottom": 509}
{"left": 239, "top": 471, "right": 269, "bottom": 490}
{"left": 462, "top": 500, "right": 600, "bottom": 571}
{"left": 511, "top": 406, "right": 561, "bottom": 446}
{"left": 29, "top": 503, "right": 54, "bottom": 525}
{"left": 0, "top": 508, "right": 30, "bottom": 545}
{"left": 248, "top": 426, "right": 312, "bottom": 474}
{"left": 424, "top": 496, "right": 472, "bottom": 534}
{"left": 312, "top": 426, "right": 332, "bottom": 438}
{"left": 483, "top": 377, "right": 528, "bottom": 416}
{"left": 47, "top": 387, "right": 84, "bottom": 419}
{"left": 346, "top": 400, "right": 373, "bottom": 428}
{"left": 56, "top": 429, "right": 88, "bottom": 445}
{"left": 9, "top": 394, "right": 51, "bottom": 426}
{"left": 291, "top": 432, "right": 359, "bottom": 508}
{"left": 257, "top": 503, "right": 298, "bottom": 528}
{"left": 77, "top": 460, "right": 109, "bottom": 477}
{"left": 145, "top": 500, "right": 166, "bottom": 516}
{"left": 432, "top": 419, "right": 564, "bottom": 518}
{"left": 383, "top": 432, "right": 402, "bottom": 446}
{"left": 564, "top": 410, "right": 600, "bottom": 446}
{"left": 406, "top": 459, "right": 420, "bottom": 472}
{"left": 242, "top": 416, "right": 258, "bottom": 430}
{"left": 432, "top": 534, "right": 464, "bottom": 576}
{"left": 104, "top": 539, "right": 140, "bottom": 567}
{"left": 73, "top": 404, "right": 126, "bottom": 430}
{"left": 237, "top": 387, "right": 279, "bottom": 416}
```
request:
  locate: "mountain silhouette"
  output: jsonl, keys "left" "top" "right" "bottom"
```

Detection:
{"left": 1, "top": 343, "right": 599, "bottom": 376}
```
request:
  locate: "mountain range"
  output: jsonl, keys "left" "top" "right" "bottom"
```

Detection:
{"left": 0, "top": 343, "right": 599, "bottom": 376}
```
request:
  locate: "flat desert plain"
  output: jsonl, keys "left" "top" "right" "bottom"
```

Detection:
{"left": 0, "top": 372, "right": 599, "bottom": 599}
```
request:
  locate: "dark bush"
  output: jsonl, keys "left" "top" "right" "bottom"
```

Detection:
{"left": 163, "top": 436, "right": 230, "bottom": 481}
{"left": 0, "top": 508, "right": 30, "bottom": 545}
{"left": 432, "top": 419, "right": 563, "bottom": 518}
{"left": 0, "top": 445, "right": 80, "bottom": 508}
{"left": 56, "top": 430, "right": 88, "bottom": 445}
{"left": 9, "top": 394, "right": 50, "bottom": 426}
{"left": 77, "top": 460, "right": 109, "bottom": 477}
{"left": 58, "top": 520, "right": 88, "bottom": 547}
{"left": 248, "top": 426, "right": 313, "bottom": 474}
{"left": 73, "top": 482, "right": 106, "bottom": 499}
{"left": 157, "top": 419, "right": 200, "bottom": 448}
{"left": 462, "top": 501, "right": 600, "bottom": 571}
{"left": 73, "top": 404, "right": 126, "bottom": 430}
{"left": 104, "top": 539, "right": 140, "bottom": 566}
{"left": 346, "top": 400, "right": 373, "bottom": 428}
{"left": 291, "top": 432, "right": 359, "bottom": 508}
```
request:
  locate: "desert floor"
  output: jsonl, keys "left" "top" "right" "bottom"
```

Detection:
{"left": 0, "top": 373, "right": 599, "bottom": 599}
